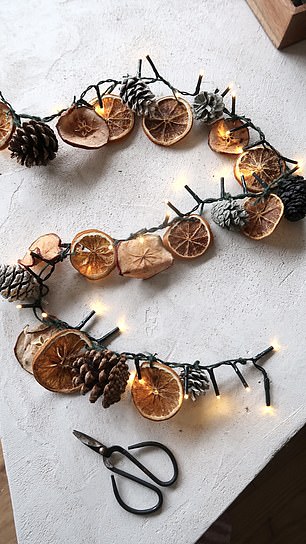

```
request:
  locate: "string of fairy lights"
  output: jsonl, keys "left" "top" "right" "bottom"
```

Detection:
{"left": 1, "top": 55, "right": 303, "bottom": 419}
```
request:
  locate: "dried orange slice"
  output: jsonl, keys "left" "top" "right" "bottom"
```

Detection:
{"left": 70, "top": 229, "right": 116, "bottom": 280}
{"left": 0, "top": 102, "right": 14, "bottom": 149}
{"left": 131, "top": 361, "right": 183, "bottom": 421}
{"left": 208, "top": 118, "right": 249, "bottom": 154}
{"left": 142, "top": 96, "right": 193, "bottom": 146}
{"left": 242, "top": 194, "right": 284, "bottom": 240}
{"left": 92, "top": 95, "right": 135, "bottom": 141}
{"left": 33, "top": 329, "right": 92, "bottom": 393}
{"left": 163, "top": 215, "right": 212, "bottom": 259}
{"left": 234, "top": 147, "right": 285, "bottom": 192}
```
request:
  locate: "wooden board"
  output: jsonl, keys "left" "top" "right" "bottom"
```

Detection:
{"left": 247, "top": 0, "right": 306, "bottom": 48}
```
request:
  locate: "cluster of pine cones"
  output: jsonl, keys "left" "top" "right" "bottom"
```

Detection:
{"left": 71, "top": 349, "right": 130, "bottom": 408}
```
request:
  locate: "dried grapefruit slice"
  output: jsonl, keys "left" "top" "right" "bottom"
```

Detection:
{"left": 208, "top": 118, "right": 249, "bottom": 154}
{"left": 142, "top": 96, "right": 193, "bottom": 146}
{"left": 33, "top": 329, "right": 92, "bottom": 393}
{"left": 131, "top": 361, "right": 183, "bottom": 421}
{"left": 242, "top": 194, "right": 284, "bottom": 240}
{"left": 0, "top": 102, "right": 14, "bottom": 149}
{"left": 234, "top": 147, "right": 285, "bottom": 192}
{"left": 93, "top": 95, "right": 135, "bottom": 141}
{"left": 163, "top": 215, "right": 212, "bottom": 259}
{"left": 70, "top": 229, "right": 116, "bottom": 280}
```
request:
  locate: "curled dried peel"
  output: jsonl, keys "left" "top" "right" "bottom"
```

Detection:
{"left": 33, "top": 329, "right": 92, "bottom": 393}
{"left": 14, "top": 323, "right": 58, "bottom": 374}
{"left": 163, "top": 215, "right": 212, "bottom": 259}
{"left": 142, "top": 96, "right": 193, "bottom": 146}
{"left": 242, "top": 194, "right": 284, "bottom": 240}
{"left": 131, "top": 362, "right": 183, "bottom": 421}
{"left": 19, "top": 233, "right": 62, "bottom": 268}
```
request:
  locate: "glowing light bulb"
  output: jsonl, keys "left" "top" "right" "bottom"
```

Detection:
{"left": 139, "top": 379, "right": 145, "bottom": 385}
{"left": 138, "top": 236, "right": 145, "bottom": 244}
{"left": 270, "top": 337, "right": 282, "bottom": 352}
{"left": 216, "top": 395, "right": 221, "bottom": 400}
{"left": 263, "top": 405, "right": 274, "bottom": 415}
{"left": 128, "top": 371, "right": 136, "bottom": 385}
{"left": 16, "top": 304, "right": 22, "bottom": 310}
{"left": 199, "top": 68, "right": 205, "bottom": 77}
{"left": 245, "top": 386, "right": 251, "bottom": 392}
{"left": 41, "top": 312, "right": 48, "bottom": 319}
{"left": 118, "top": 317, "right": 127, "bottom": 333}
{"left": 184, "top": 393, "right": 189, "bottom": 400}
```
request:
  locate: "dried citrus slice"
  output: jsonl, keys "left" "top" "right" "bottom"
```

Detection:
{"left": 142, "top": 96, "right": 193, "bottom": 146}
{"left": 33, "top": 329, "right": 92, "bottom": 393}
{"left": 0, "top": 102, "right": 14, "bottom": 149}
{"left": 14, "top": 323, "right": 58, "bottom": 374}
{"left": 70, "top": 229, "right": 116, "bottom": 280}
{"left": 242, "top": 194, "right": 284, "bottom": 240}
{"left": 234, "top": 147, "right": 285, "bottom": 192}
{"left": 92, "top": 95, "right": 135, "bottom": 141}
{"left": 208, "top": 118, "right": 249, "bottom": 154}
{"left": 131, "top": 361, "right": 183, "bottom": 421}
{"left": 56, "top": 105, "right": 109, "bottom": 149}
{"left": 163, "top": 215, "right": 212, "bottom": 259}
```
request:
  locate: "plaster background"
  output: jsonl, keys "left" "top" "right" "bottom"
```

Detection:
{"left": 0, "top": 1, "right": 306, "bottom": 543}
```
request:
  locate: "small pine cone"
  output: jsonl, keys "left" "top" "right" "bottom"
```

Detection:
{"left": 0, "top": 264, "right": 40, "bottom": 302}
{"left": 276, "top": 175, "right": 306, "bottom": 222}
{"left": 211, "top": 199, "right": 249, "bottom": 230}
{"left": 193, "top": 91, "right": 224, "bottom": 124}
{"left": 180, "top": 366, "right": 209, "bottom": 401}
{"left": 102, "top": 359, "right": 130, "bottom": 409}
{"left": 120, "top": 77, "right": 156, "bottom": 117}
{"left": 71, "top": 349, "right": 122, "bottom": 403}
{"left": 9, "top": 120, "right": 58, "bottom": 167}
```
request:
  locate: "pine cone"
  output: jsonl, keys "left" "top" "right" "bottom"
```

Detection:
{"left": 211, "top": 199, "right": 249, "bottom": 230}
{"left": 0, "top": 264, "right": 40, "bottom": 302}
{"left": 71, "top": 349, "right": 129, "bottom": 407}
{"left": 193, "top": 91, "right": 224, "bottom": 124}
{"left": 9, "top": 120, "right": 58, "bottom": 167}
{"left": 102, "top": 359, "right": 130, "bottom": 408}
{"left": 276, "top": 175, "right": 306, "bottom": 222}
{"left": 120, "top": 77, "right": 156, "bottom": 116}
{"left": 180, "top": 366, "right": 209, "bottom": 401}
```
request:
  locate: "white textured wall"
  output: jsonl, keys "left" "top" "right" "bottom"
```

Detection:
{"left": 0, "top": 1, "right": 306, "bottom": 543}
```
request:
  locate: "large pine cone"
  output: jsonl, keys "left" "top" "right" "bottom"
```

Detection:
{"left": 193, "top": 91, "right": 224, "bottom": 124}
{"left": 120, "top": 77, "right": 156, "bottom": 117}
{"left": 276, "top": 175, "right": 306, "bottom": 222}
{"left": 9, "top": 120, "right": 58, "bottom": 167}
{"left": 71, "top": 349, "right": 129, "bottom": 407}
{"left": 211, "top": 198, "right": 249, "bottom": 229}
{"left": 0, "top": 264, "right": 40, "bottom": 302}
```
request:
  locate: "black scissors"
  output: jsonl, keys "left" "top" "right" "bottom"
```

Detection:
{"left": 73, "top": 430, "right": 178, "bottom": 515}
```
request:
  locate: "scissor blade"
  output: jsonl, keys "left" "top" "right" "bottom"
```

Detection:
{"left": 73, "top": 430, "right": 105, "bottom": 454}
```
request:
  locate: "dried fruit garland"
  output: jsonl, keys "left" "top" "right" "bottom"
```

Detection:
{"left": 13, "top": 312, "right": 275, "bottom": 421}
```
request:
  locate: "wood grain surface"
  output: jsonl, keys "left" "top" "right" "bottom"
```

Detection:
{"left": 0, "top": 442, "right": 17, "bottom": 544}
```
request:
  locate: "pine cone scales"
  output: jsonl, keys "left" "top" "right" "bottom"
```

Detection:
{"left": 9, "top": 120, "right": 58, "bottom": 167}
{"left": 276, "top": 175, "right": 306, "bottom": 222}
{"left": 120, "top": 77, "right": 156, "bottom": 116}
{"left": 180, "top": 366, "right": 209, "bottom": 401}
{"left": 72, "top": 349, "right": 129, "bottom": 407}
{"left": 211, "top": 199, "right": 249, "bottom": 230}
{"left": 0, "top": 264, "right": 40, "bottom": 302}
{"left": 193, "top": 91, "right": 224, "bottom": 124}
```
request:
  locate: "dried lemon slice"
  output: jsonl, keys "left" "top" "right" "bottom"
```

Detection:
{"left": 33, "top": 329, "right": 92, "bottom": 393}
{"left": 142, "top": 96, "right": 193, "bottom": 146}
{"left": 235, "top": 147, "right": 285, "bottom": 192}
{"left": 131, "top": 361, "right": 183, "bottom": 421}
{"left": 242, "top": 194, "right": 284, "bottom": 240}
{"left": 70, "top": 229, "right": 116, "bottom": 280}
{"left": 93, "top": 95, "right": 135, "bottom": 141}
{"left": 163, "top": 215, "right": 212, "bottom": 259}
